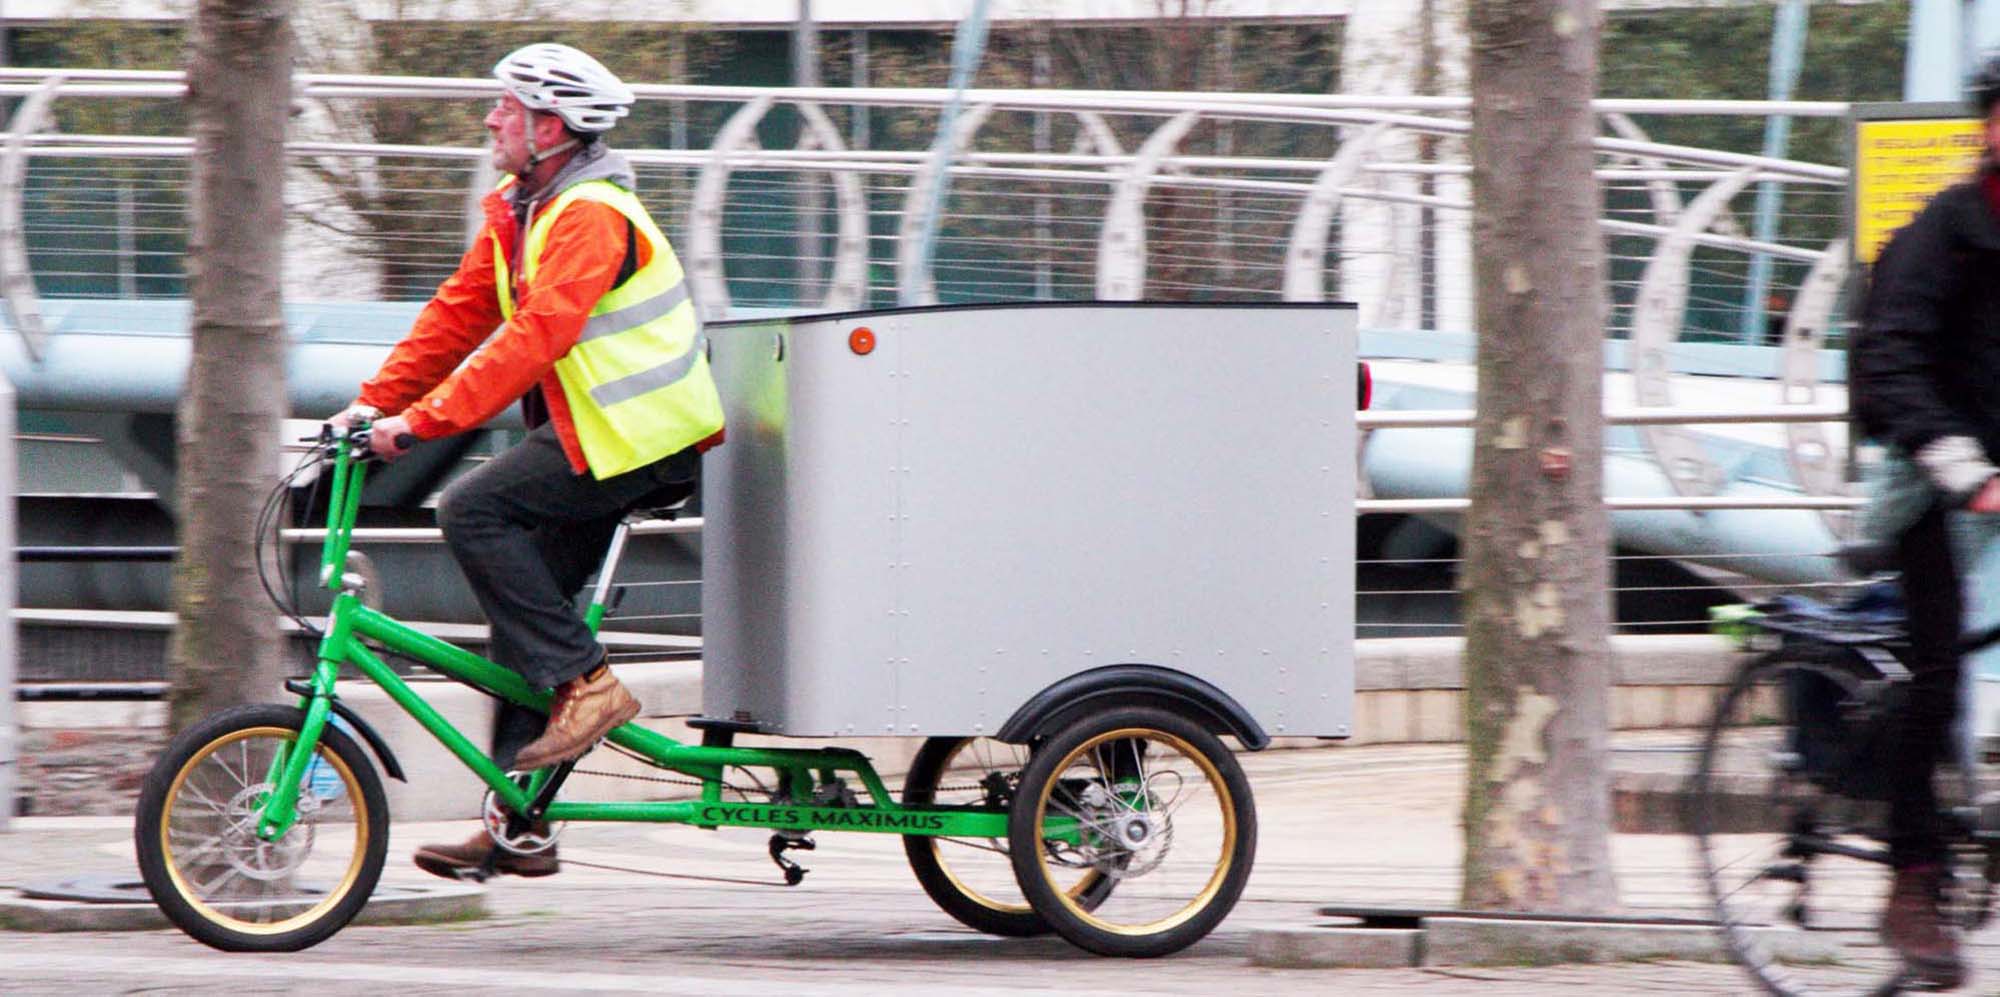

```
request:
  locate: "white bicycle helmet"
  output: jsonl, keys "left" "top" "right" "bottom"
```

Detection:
{"left": 493, "top": 43, "right": 634, "bottom": 134}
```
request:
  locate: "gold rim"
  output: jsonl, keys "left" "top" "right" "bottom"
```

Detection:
{"left": 1033, "top": 727, "right": 1236, "bottom": 937}
{"left": 924, "top": 738, "right": 1103, "bottom": 915}
{"left": 159, "top": 726, "right": 370, "bottom": 936}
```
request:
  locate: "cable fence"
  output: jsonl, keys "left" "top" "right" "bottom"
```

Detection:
{"left": 0, "top": 70, "right": 1852, "bottom": 344}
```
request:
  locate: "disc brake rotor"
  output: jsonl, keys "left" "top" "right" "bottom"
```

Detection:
{"left": 219, "top": 783, "right": 316, "bottom": 881}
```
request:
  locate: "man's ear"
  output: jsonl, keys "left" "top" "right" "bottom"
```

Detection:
{"left": 534, "top": 112, "right": 572, "bottom": 147}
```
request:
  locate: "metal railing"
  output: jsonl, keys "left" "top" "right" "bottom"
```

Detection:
{"left": 0, "top": 69, "right": 1858, "bottom": 508}
{"left": 0, "top": 68, "right": 1849, "bottom": 321}
{"left": 1358, "top": 402, "right": 1856, "bottom": 514}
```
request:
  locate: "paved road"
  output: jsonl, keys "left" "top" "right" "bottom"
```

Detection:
{"left": 3, "top": 737, "right": 1996, "bottom": 995}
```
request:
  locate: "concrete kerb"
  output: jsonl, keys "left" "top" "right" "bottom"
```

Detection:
{"left": 1248, "top": 916, "right": 1838, "bottom": 970}
{"left": 0, "top": 881, "right": 487, "bottom": 932}
{"left": 1248, "top": 926, "right": 1423, "bottom": 969}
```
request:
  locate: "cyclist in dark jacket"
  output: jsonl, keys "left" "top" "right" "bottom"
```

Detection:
{"left": 1848, "top": 56, "right": 2000, "bottom": 991}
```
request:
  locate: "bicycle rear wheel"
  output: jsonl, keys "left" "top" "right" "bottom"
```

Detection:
{"left": 135, "top": 703, "right": 389, "bottom": 952}
{"left": 902, "top": 736, "right": 1113, "bottom": 936}
{"left": 1693, "top": 648, "right": 1907, "bottom": 996}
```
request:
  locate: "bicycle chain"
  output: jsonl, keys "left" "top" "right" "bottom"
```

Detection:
{"left": 571, "top": 765, "right": 713, "bottom": 790}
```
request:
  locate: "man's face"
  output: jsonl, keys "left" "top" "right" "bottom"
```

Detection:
{"left": 484, "top": 95, "right": 565, "bottom": 173}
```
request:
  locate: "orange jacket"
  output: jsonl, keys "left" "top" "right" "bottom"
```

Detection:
{"left": 356, "top": 182, "right": 659, "bottom": 475}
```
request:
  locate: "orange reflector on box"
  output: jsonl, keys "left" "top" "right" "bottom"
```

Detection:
{"left": 849, "top": 327, "right": 876, "bottom": 355}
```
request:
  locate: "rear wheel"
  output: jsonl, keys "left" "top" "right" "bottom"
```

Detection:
{"left": 902, "top": 736, "right": 1111, "bottom": 936}
{"left": 1693, "top": 649, "right": 1908, "bottom": 996}
{"left": 134, "top": 703, "right": 388, "bottom": 952}
{"left": 1009, "top": 706, "right": 1255, "bottom": 957}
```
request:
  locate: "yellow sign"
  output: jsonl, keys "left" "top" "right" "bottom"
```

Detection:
{"left": 1854, "top": 117, "right": 1984, "bottom": 264}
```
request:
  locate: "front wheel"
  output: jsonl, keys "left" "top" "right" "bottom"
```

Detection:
{"left": 1009, "top": 706, "right": 1256, "bottom": 957}
{"left": 135, "top": 703, "right": 389, "bottom": 952}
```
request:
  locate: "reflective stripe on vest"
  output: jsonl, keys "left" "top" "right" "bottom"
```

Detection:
{"left": 493, "top": 178, "right": 724, "bottom": 479}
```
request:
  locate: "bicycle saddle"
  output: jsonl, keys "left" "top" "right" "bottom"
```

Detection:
{"left": 627, "top": 478, "right": 695, "bottom": 521}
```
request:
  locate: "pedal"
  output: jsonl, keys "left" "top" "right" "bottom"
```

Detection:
{"left": 458, "top": 846, "right": 502, "bottom": 884}
{"left": 768, "top": 832, "right": 815, "bottom": 886}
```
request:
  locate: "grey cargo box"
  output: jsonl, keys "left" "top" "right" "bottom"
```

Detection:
{"left": 700, "top": 302, "right": 1357, "bottom": 740}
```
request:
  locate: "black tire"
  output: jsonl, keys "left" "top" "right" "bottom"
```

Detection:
{"left": 135, "top": 703, "right": 389, "bottom": 952}
{"left": 902, "top": 736, "right": 1113, "bottom": 936}
{"left": 1693, "top": 648, "right": 1907, "bottom": 997}
{"left": 1008, "top": 706, "right": 1255, "bottom": 957}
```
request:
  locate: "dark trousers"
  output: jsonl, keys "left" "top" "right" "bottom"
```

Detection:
{"left": 437, "top": 423, "right": 695, "bottom": 768}
{"left": 1888, "top": 502, "right": 1964, "bottom": 868}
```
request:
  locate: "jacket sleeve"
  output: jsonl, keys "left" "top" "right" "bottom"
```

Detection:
{"left": 399, "top": 200, "right": 630, "bottom": 440}
{"left": 1850, "top": 201, "right": 1976, "bottom": 458}
{"left": 355, "top": 226, "right": 506, "bottom": 414}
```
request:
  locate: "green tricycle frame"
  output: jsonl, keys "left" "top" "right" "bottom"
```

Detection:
{"left": 135, "top": 427, "right": 1258, "bottom": 959}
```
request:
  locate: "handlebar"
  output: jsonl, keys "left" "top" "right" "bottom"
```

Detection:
{"left": 303, "top": 424, "right": 418, "bottom": 459}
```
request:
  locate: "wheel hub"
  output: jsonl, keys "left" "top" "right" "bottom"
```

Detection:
{"left": 1119, "top": 814, "right": 1155, "bottom": 848}
{"left": 221, "top": 784, "right": 316, "bottom": 881}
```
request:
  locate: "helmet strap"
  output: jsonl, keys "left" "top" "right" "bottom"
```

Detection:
{"left": 525, "top": 137, "right": 579, "bottom": 169}
{"left": 515, "top": 112, "right": 580, "bottom": 182}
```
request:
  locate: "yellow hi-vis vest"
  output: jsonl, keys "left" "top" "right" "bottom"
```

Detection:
{"left": 492, "top": 179, "right": 724, "bottom": 479}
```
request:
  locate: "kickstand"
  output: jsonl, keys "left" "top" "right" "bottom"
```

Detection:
{"left": 768, "top": 833, "right": 814, "bottom": 886}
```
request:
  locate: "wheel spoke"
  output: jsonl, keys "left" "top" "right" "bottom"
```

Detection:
{"left": 176, "top": 779, "right": 230, "bottom": 813}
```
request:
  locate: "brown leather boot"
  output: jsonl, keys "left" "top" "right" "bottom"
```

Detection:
{"left": 512, "top": 665, "right": 641, "bottom": 771}
{"left": 412, "top": 826, "right": 559, "bottom": 881}
{"left": 1881, "top": 863, "right": 1965, "bottom": 990}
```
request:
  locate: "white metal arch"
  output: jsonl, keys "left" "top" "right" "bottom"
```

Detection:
{"left": 792, "top": 102, "right": 870, "bottom": 313}
{"left": 1283, "top": 121, "right": 1390, "bottom": 302}
{"left": 462, "top": 157, "right": 499, "bottom": 250}
{"left": 1096, "top": 111, "right": 1198, "bottom": 301}
{"left": 1777, "top": 239, "right": 1853, "bottom": 530}
{"left": 1, "top": 78, "right": 60, "bottom": 361}
{"left": 1071, "top": 111, "right": 1124, "bottom": 157}
{"left": 1629, "top": 166, "right": 1761, "bottom": 500}
{"left": 895, "top": 102, "right": 995, "bottom": 307}
{"left": 689, "top": 96, "right": 774, "bottom": 321}
{"left": 688, "top": 97, "right": 871, "bottom": 320}
{"left": 1602, "top": 112, "right": 1682, "bottom": 229}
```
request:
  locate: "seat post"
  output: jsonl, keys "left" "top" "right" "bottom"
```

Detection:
{"left": 590, "top": 521, "right": 633, "bottom": 614}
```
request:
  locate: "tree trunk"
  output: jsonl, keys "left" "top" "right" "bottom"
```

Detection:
{"left": 170, "top": 0, "right": 293, "bottom": 732}
{"left": 1459, "top": 0, "right": 1617, "bottom": 913}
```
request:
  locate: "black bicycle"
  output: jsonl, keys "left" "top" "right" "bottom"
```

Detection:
{"left": 1697, "top": 570, "right": 2000, "bottom": 996}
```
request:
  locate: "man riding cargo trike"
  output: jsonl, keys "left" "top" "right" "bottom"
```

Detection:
{"left": 132, "top": 300, "right": 1362, "bottom": 959}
